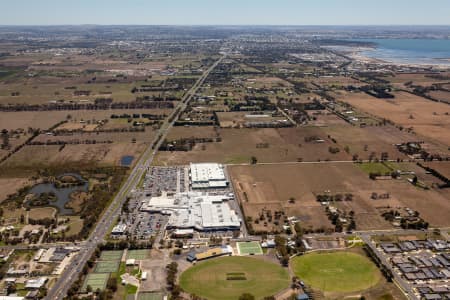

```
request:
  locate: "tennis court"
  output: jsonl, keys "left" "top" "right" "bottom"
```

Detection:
{"left": 82, "top": 273, "right": 110, "bottom": 292}
{"left": 236, "top": 241, "right": 263, "bottom": 255}
{"left": 138, "top": 292, "right": 164, "bottom": 300}
{"left": 100, "top": 250, "right": 123, "bottom": 261}
{"left": 95, "top": 260, "right": 120, "bottom": 273}
{"left": 127, "top": 249, "right": 149, "bottom": 260}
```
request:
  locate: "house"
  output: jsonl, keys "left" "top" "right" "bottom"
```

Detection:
{"left": 141, "top": 272, "right": 147, "bottom": 280}
{"left": 126, "top": 259, "right": 136, "bottom": 266}
{"left": 25, "top": 290, "right": 39, "bottom": 299}
{"left": 25, "top": 277, "right": 47, "bottom": 290}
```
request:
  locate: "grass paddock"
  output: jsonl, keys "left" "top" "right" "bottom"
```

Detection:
{"left": 291, "top": 251, "right": 381, "bottom": 293}
{"left": 180, "top": 256, "right": 289, "bottom": 300}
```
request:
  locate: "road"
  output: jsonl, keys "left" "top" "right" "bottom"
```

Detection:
{"left": 359, "top": 233, "right": 419, "bottom": 300}
{"left": 45, "top": 54, "right": 226, "bottom": 300}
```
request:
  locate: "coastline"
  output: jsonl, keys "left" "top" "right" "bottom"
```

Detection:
{"left": 349, "top": 47, "right": 450, "bottom": 69}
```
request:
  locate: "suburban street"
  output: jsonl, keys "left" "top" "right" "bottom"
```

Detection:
{"left": 44, "top": 54, "right": 226, "bottom": 300}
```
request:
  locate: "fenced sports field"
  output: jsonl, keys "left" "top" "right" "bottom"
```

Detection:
{"left": 236, "top": 241, "right": 263, "bottom": 255}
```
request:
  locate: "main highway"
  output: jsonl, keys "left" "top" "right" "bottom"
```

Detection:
{"left": 45, "top": 53, "right": 226, "bottom": 300}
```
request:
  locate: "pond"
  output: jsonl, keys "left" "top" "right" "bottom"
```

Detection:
{"left": 120, "top": 155, "right": 134, "bottom": 166}
{"left": 28, "top": 173, "right": 89, "bottom": 215}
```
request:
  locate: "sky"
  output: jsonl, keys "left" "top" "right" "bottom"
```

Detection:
{"left": 1, "top": 0, "right": 450, "bottom": 26}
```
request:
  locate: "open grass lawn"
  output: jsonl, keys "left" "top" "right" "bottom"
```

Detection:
{"left": 291, "top": 251, "right": 381, "bottom": 293}
{"left": 179, "top": 256, "right": 290, "bottom": 300}
{"left": 356, "top": 162, "right": 392, "bottom": 175}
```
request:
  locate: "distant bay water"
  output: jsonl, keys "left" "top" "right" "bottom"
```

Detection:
{"left": 354, "top": 38, "right": 450, "bottom": 65}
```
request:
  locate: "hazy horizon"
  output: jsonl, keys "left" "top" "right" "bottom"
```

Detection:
{"left": 1, "top": 0, "right": 450, "bottom": 26}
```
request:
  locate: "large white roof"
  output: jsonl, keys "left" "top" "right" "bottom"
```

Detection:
{"left": 190, "top": 163, "right": 226, "bottom": 183}
{"left": 141, "top": 191, "right": 240, "bottom": 231}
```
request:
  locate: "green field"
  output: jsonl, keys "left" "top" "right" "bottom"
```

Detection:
{"left": 138, "top": 292, "right": 164, "bottom": 300}
{"left": 237, "top": 241, "right": 263, "bottom": 255}
{"left": 357, "top": 162, "right": 392, "bottom": 175}
{"left": 126, "top": 249, "right": 149, "bottom": 260}
{"left": 291, "top": 252, "right": 381, "bottom": 293}
{"left": 179, "top": 256, "right": 290, "bottom": 300}
{"left": 82, "top": 273, "right": 110, "bottom": 292}
{"left": 95, "top": 260, "right": 120, "bottom": 273}
{"left": 100, "top": 250, "right": 123, "bottom": 261}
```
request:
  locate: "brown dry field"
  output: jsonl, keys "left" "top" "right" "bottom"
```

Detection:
{"left": 321, "top": 124, "right": 415, "bottom": 160}
{"left": 307, "top": 110, "right": 348, "bottom": 126}
{"left": 34, "top": 130, "right": 156, "bottom": 144}
{"left": 165, "top": 126, "right": 218, "bottom": 140}
{"left": 28, "top": 207, "right": 57, "bottom": 220}
{"left": 1, "top": 142, "right": 146, "bottom": 171}
{"left": 385, "top": 73, "right": 449, "bottom": 88}
{"left": 312, "top": 76, "right": 365, "bottom": 87}
{"left": 428, "top": 90, "right": 450, "bottom": 103}
{"left": 154, "top": 127, "right": 352, "bottom": 165}
{"left": 335, "top": 90, "right": 450, "bottom": 147}
{"left": 0, "top": 177, "right": 31, "bottom": 202}
{"left": 0, "top": 109, "right": 172, "bottom": 130}
{"left": 216, "top": 111, "right": 287, "bottom": 128}
{"left": 247, "top": 76, "right": 292, "bottom": 86}
{"left": 422, "top": 161, "right": 450, "bottom": 179}
{"left": 228, "top": 163, "right": 450, "bottom": 231}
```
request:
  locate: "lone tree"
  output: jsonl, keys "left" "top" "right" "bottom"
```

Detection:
{"left": 251, "top": 156, "right": 258, "bottom": 165}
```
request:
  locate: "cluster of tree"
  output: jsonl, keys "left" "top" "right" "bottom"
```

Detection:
{"left": 0, "top": 100, "right": 174, "bottom": 112}
{"left": 166, "top": 262, "right": 182, "bottom": 299}
{"left": 328, "top": 146, "right": 340, "bottom": 154}
{"left": 27, "top": 192, "right": 57, "bottom": 207}
{"left": 29, "top": 139, "right": 114, "bottom": 146}
{"left": 417, "top": 162, "right": 450, "bottom": 188}
{"left": 316, "top": 193, "right": 353, "bottom": 202}
{"left": 369, "top": 172, "right": 396, "bottom": 180}
{"left": 326, "top": 207, "right": 356, "bottom": 232}
{"left": 361, "top": 86, "right": 394, "bottom": 99}
{"left": 1, "top": 129, "right": 10, "bottom": 150}
{"left": 159, "top": 137, "right": 218, "bottom": 152}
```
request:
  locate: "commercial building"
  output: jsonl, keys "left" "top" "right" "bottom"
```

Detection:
{"left": 141, "top": 191, "right": 240, "bottom": 232}
{"left": 189, "top": 163, "right": 228, "bottom": 189}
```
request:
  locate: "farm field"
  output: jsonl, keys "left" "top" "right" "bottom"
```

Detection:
{"left": 291, "top": 251, "right": 381, "bottom": 294}
{"left": 0, "top": 109, "right": 171, "bottom": 131}
{"left": 165, "top": 125, "right": 219, "bottom": 140}
{"left": 179, "top": 256, "right": 290, "bottom": 300}
{"left": 0, "top": 177, "right": 31, "bottom": 202}
{"left": 228, "top": 162, "right": 450, "bottom": 232}
{"left": 321, "top": 124, "right": 414, "bottom": 161}
{"left": 154, "top": 127, "right": 352, "bottom": 165}
{"left": 334, "top": 90, "right": 450, "bottom": 147}
{"left": 422, "top": 161, "right": 450, "bottom": 179}
{"left": 1, "top": 142, "right": 147, "bottom": 172}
